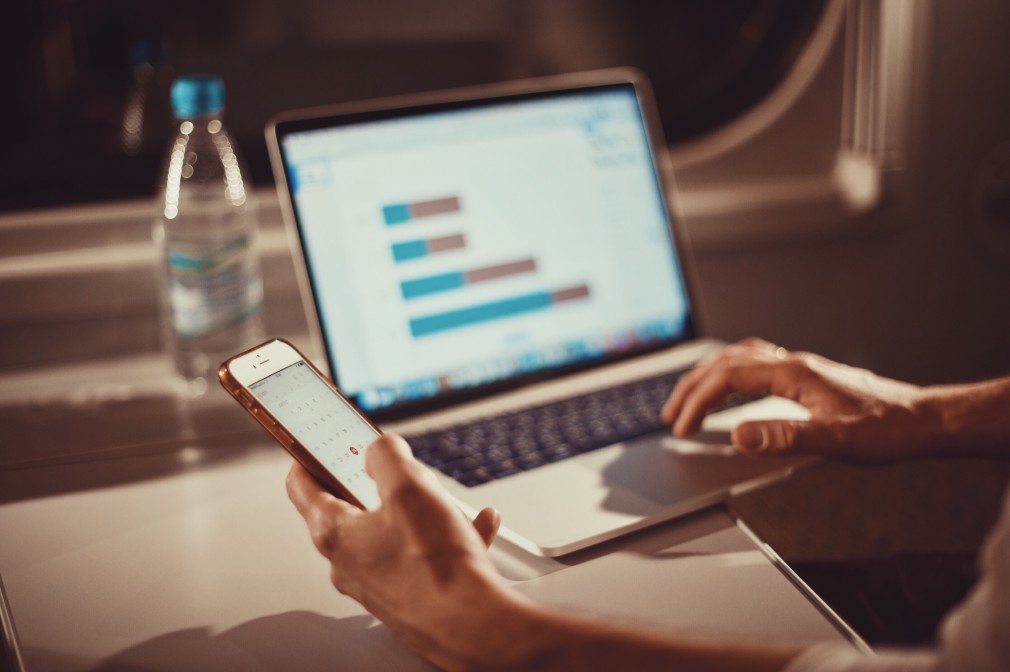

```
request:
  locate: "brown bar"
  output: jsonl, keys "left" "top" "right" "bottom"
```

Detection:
{"left": 465, "top": 258, "right": 537, "bottom": 284}
{"left": 427, "top": 233, "right": 466, "bottom": 253}
{"left": 410, "top": 196, "right": 461, "bottom": 219}
{"left": 551, "top": 284, "right": 591, "bottom": 303}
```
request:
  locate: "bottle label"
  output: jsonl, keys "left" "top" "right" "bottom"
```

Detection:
{"left": 166, "top": 233, "right": 262, "bottom": 338}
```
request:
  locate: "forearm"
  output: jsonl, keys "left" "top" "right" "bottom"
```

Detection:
{"left": 440, "top": 583, "right": 801, "bottom": 672}
{"left": 519, "top": 606, "right": 802, "bottom": 672}
{"left": 916, "top": 377, "right": 1010, "bottom": 458}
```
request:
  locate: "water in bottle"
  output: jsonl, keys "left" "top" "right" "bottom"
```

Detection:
{"left": 154, "top": 75, "right": 264, "bottom": 393}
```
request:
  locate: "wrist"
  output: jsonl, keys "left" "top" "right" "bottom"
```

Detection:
{"left": 914, "top": 379, "right": 1010, "bottom": 457}
{"left": 908, "top": 387, "right": 953, "bottom": 456}
{"left": 445, "top": 592, "right": 802, "bottom": 672}
{"left": 430, "top": 569, "right": 557, "bottom": 671}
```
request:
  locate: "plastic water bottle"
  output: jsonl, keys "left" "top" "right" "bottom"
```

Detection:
{"left": 154, "top": 75, "right": 264, "bottom": 392}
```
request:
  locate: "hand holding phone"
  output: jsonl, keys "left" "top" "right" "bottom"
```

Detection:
{"left": 219, "top": 338, "right": 382, "bottom": 509}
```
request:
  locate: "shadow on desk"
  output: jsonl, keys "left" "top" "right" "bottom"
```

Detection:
{"left": 34, "top": 612, "right": 425, "bottom": 672}
{"left": 0, "top": 432, "right": 265, "bottom": 506}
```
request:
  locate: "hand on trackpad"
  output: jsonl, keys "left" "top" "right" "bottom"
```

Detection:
{"left": 664, "top": 431, "right": 736, "bottom": 456}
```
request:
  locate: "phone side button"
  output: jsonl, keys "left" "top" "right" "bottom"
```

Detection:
{"left": 252, "top": 408, "right": 277, "bottom": 430}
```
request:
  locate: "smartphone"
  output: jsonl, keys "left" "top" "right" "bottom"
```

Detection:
{"left": 219, "top": 338, "right": 382, "bottom": 510}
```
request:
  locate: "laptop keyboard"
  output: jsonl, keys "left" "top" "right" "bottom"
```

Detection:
{"left": 405, "top": 369, "right": 743, "bottom": 487}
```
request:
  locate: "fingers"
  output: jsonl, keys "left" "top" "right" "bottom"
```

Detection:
{"left": 661, "top": 338, "right": 820, "bottom": 437}
{"left": 471, "top": 507, "right": 501, "bottom": 548}
{"left": 286, "top": 462, "right": 359, "bottom": 555}
{"left": 364, "top": 433, "right": 415, "bottom": 475}
{"left": 661, "top": 364, "right": 710, "bottom": 425}
{"left": 365, "top": 434, "right": 433, "bottom": 501}
{"left": 661, "top": 339, "right": 783, "bottom": 429}
{"left": 732, "top": 419, "right": 843, "bottom": 456}
{"left": 286, "top": 460, "right": 339, "bottom": 517}
{"left": 668, "top": 360, "right": 789, "bottom": 435}
{"left": 367, "top": 436, "right": 503, "bottom": 558}
{"left": 365, "top": 434, "right": 464, "bottom": 538}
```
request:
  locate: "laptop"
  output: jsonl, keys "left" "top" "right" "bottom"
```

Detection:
{"left": 266, "top": 68, "right": 810, "bottom": 556}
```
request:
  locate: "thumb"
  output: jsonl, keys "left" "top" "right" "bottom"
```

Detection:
{"left": 732, "top": 419, "right": 841, "bottom": 456}
{"left": 472, "top": 507, "right": 501, "bottom": 548}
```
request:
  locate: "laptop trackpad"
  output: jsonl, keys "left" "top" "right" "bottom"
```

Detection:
{"left": 586, "top": 395, "right": 810, "bottom": 512}
{"left": 484, "top": 396, "right": 810, "bottom": 555}
{"left": 582, "top": 434, "right": 807, "bottom": 516}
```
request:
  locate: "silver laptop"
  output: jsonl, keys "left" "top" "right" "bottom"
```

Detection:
{"left": 267, "top": 69, "right": 810, "bottom": 557}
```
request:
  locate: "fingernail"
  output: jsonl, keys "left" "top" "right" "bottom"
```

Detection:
{"left": 736, "top": 424, "right": 766, "bottom": 451}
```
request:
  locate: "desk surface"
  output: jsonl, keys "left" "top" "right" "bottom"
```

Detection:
{"left": 0, "top": 441, "right": 853, "bottom": 671}
{"left": 0, "top": 196, "right": 856, "bottom": 670}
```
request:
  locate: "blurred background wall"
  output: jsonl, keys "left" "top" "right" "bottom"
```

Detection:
{"left": 3, "top": 0, "right": 1009, "bottom": 386}
{"left": 0, "top": 0, "right": 825, "bottom": 208}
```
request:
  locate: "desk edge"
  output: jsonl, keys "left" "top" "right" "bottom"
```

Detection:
{"left": 732, "top": 513, "right": 873, "bottom": 654}
{"left": 0, "top": 573, "right": 26, "bottom": 672}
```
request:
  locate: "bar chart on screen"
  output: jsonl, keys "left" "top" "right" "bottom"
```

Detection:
{"left": 379, "top": 193, "right": 592, "bottom": 340}
{"left": 391, "top": 233, "right": 467, "bottom": 263}
{"left": 409, "top": 283, "right": 591, "bottom": 337}
{"left": 382, "top": 195, "right": 461, "bottom": 226}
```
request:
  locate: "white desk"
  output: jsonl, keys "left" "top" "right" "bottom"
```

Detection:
{"left": 0, "top": 195, "right": 858, "bottom": 670}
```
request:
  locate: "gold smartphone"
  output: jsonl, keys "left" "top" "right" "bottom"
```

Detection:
{"left": 219, "top": 338, "right": 382, "bottom": 509}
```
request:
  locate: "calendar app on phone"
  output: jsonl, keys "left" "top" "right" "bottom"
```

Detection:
{"left": 249, "top": 361, "right": 381, "bottom": 509}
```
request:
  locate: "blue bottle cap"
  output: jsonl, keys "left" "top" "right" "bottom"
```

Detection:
{"left": 171, "top": 75, "right": 225, "bottom": 119}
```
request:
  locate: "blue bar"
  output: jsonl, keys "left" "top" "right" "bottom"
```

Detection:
{"left": 401, "top": 272, "right": 465, "bottom": 299}
{"left": 410, "top": 291, "right": 554, "bottom": 337}
{"left": 391, "top": 240, "right": 429, "bottom": 262}
{"left": 383, "top": 204, "right": 412, "bottom": 225}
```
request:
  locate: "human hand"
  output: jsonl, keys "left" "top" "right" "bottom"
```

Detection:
{"left": 287, "top": 432, "right": 810, "bottom": 671}
{"left": 660, "top": 338, "right": 939, "bottom": 463}
{"left": 286, "top": 434, "right": 542, "bottom": 670}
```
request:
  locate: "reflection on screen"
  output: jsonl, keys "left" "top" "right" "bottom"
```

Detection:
{"left": 250, "top": 362, "right": 381, "bottom": 509}
{"left": 283, "top": 85, "right": 691, "bottom": 411}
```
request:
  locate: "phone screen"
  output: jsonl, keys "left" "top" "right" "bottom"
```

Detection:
{"left": 248, "top": 360, "right": 382, "bottom": 509}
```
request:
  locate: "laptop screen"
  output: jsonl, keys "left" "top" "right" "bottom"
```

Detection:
{"left": 276, "top": 81, "right": 694, "bottom": 415}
